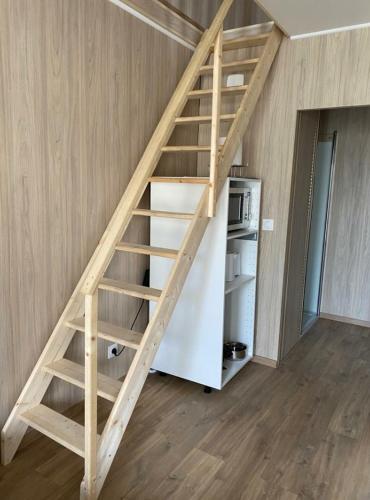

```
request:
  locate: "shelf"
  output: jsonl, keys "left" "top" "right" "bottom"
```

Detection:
{"left": 225, "top": 274, "right": 255, "bottom": 295}
{"left": 222, "top": 355, "right": 253, "bottom": 387}
{"left": 227, "top": 229, "right": 258, "bottom": 240}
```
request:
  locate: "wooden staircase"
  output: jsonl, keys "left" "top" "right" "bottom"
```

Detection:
{"left": 1, "top": 1, "right": 282, "bottom": 498}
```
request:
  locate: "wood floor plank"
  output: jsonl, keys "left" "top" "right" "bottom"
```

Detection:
{"left": 2, "top": 320, "right": 370, "bottom": 500}
{"left": 152, "top": 448, "right": 224, "bottom": 500}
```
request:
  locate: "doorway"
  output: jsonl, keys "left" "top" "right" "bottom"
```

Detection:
{"left": 281, "top": 105, "right": 370, "bottom": 360}
{"left": 301, "top": 132, "right": 336, "bottom": 334}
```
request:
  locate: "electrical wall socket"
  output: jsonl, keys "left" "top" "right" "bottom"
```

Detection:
{"left": 107, "top": 343, "right": 118, "bottom": 359}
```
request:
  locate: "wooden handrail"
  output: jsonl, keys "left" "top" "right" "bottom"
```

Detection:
{"left": 81, "top": 0, "right": 235, "bottom": 296}
{"left": 82, "top": 291, "right": 98, "bottom": 498}
{"left": 208, "top": 26, "right": 223, "bottom": 217}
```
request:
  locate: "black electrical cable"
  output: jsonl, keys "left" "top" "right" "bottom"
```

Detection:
{"left": 113, "top": 299, "right": 145, "bottom": 357}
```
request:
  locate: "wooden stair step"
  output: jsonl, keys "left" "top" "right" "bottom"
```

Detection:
{"left": 99, "top": 277, "right": 162, "bottom": 301}
{"left": 43, "top": 359, "right": 122, "bottom": 403}
{"left": 161, "top": 145, "right": 222, "bottom": 153}
{"left": 132, "top": 208, "right": 194, "bottom": 220}
{"left": 116, "top": 242, "right": 178, "bottom": 259}
{"left": 199, "top": 58, "right": 259, "bottom": 75}
{"left": 66, "top": 317, "right": 143, "bottom": 349}
{"left": 19, "top": 404, "right": 89, "bottom": 457}
{"left": 188, "top": 85, "right": 248, "bottom": 99}
{"left": 211, "top": 33, "right": 270, "bottom": 52}
{"left": 175, "top": 113, "right": 236, "bottom": 124}
{"left": 148, "top": 176, "right": 209, "bottom": 184}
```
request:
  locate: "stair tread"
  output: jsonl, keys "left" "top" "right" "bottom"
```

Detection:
{"left": 161, "top": 145, "right": 222, "bottom": 152}
{"left": 211, "top": 33, "right": 269, "bottom": 51}
{"left": 188, "top": 85, "right": 248, "bottom": 99}
{"left": 162, "top": 145, "right": 210, "bottom": 152}
{"left": 20, "top": 404, "right": 89, "bottom": 457}
{"left": 199, "top": 58, "right": 259, "bottom": 74}
{"left": 148, "top": 177, "right": 209, "bottom": 184}
{"left": 43, "top": 359, "right": 122, "bottom": 403}
{"left": 67, "top": 317, "right": 143, "bottom": 349}
{"left": 132, "top": 208, "right": 194, "bottom": 219}
{"left": 175, "top": 113, "right": 236, "bottom": 124}
{"left": 99, "top": 277, "right": 162, "bottom": 301}
{"left": 116, "top": 242, "right": 178, "bottom": 259}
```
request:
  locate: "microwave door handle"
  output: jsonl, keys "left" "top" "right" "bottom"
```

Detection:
{"left": 246, "top": 192, "right": 251, "bottom": 221}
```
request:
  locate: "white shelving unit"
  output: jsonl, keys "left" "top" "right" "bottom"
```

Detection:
{"left": 149, "top": 177, "right": 261, "bottom": 390}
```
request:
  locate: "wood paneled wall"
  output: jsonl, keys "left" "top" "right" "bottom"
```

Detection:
{"left": 320, "top": 107, "right": 370, "bottom": 323}
{"left": 0, "top": 0, "right": 198, "bottom": 428}
{"left": 242, "top": 27, "right": 370, "bottom": 360}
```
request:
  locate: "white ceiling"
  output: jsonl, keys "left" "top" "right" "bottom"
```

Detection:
{"left": 255, "top": 0, "right": 370, "bottom": 38}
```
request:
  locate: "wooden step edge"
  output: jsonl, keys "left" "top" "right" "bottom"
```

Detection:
{"left": 188, "top": 85, "right": 248, "bottom": 99}
{"left": 132, "top": 208, "right": 194, "bottom": 220}
{"left": 161, "top": 146, "right": 223, "bottom": 153}
{"left": 116, "top": 242, "right": 178, "bottom": 259}
{"left": 210, "top": 32, "right": 270, "bottom": 51}
{"left": 43, "top": 359, "right": 122, "bottom": 403}
{"left": 161, "top": 145, "right": 211, "bottom": 152}
{"left": 148, "top": 177, "right": 209, "bottom": 185}
{"left": 175, "top": 113, "right": 236, "bottom": 124}
{"left": 199, "top": 58, "right": 259, "bottom": 74}
{"left": 99, "top": 277, "right": 162, "bottom": 301}
{"left": 19, "top": 404, "right": 90, "bottom": 457}
{"left": 66, "top": 317, "right": 143, "bottom": 350}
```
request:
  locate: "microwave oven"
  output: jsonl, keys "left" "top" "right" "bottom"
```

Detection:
{"left": 228, "top": 187, "right": 252, "bottom": 231}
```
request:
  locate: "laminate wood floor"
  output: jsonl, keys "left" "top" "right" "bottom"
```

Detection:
{"left": 1, "top": 319, "right": 370, "bottom": 499}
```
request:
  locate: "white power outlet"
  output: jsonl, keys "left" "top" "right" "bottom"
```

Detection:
{"left": 262, "top": 218, "right": 274, "bottom": 231}
{"left": 107, "top": 343, "right": 118, "bottom": 359}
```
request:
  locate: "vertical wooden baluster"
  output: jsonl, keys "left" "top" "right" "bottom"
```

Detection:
{"left": 82, "top": 291, "right": 98, "bottom": 500}
{"left": 208, "top": 26, "right": 223, "bottom": 217}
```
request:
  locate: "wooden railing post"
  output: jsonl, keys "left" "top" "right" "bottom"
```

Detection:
{"left": 81, "top": 291, "right": 98, "bottom": 500}
{"left": 208, "top": 26, "right": 223, "bottom": 217}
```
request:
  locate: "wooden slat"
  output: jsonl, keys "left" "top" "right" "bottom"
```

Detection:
{"left": 209, "top": 28, "right": 223, "bottom": 217}
{"left": 132, "top": 208, "right": 194, "bottom": 219}
{"left": 199, "top": 58, "right": 259, "bottom": 75}
{"left": 116, "top": 242, "right": 178, "bottom": 259}
{"left": 161, "top": 145, "right": 212, "bottom": 153}
{"left": 175, "top": 113, "right": 235, "bottom": 124}
{"left": 148, "top": 176, "right": 209, "bottom": 184}
{"left": 19, "top": 404, "right": 87, "bottom": 458}
{"left": 99, "top": 277, "right": 162, "bottom": 301}
{"left": 211, "top": 33, "right": 269, "bottom": 51}
{"left": 43, "top": 359, "right": 122, "bottom": 403}
{"left": 66, "top": 317, "right": 143, "bottom": 349}
{"left": 187, "top": 85, "right": 248, "bottom": 99}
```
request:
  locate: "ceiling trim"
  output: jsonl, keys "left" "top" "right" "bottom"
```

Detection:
{"left": 108, "top": 0, "right": 198, "bottom": 51}
{"left": 290, "top": 22, "right": 370, "bottom": 40}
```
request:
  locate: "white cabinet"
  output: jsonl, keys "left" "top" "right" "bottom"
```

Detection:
{"left": 150, "top": 177, "right": 261, "bottom": 390}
